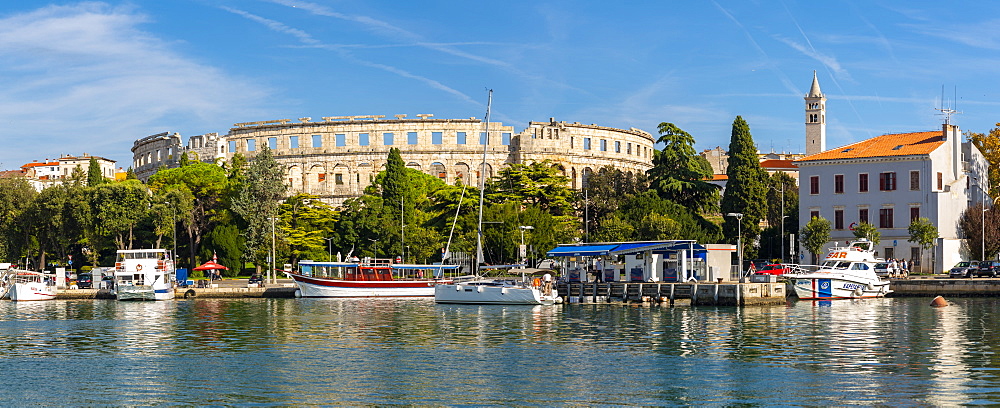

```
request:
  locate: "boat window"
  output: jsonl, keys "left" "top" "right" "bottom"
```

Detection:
{"left": 850, "top": 263, "right": 869, "bottom": 270}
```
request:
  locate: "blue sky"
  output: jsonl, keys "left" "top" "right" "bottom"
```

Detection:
{"left": 2, "top": 1, "right": 1000, "bottom": 169}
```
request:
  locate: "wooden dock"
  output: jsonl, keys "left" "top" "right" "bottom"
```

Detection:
{"left": 555, "top": 282, "right": 787, "bottom": 306}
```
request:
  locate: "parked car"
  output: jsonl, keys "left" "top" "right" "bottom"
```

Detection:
{"left": 756, "top": 264, "right": 791, "bottom": 276}
{"left": 949, "top": 261, "right": 977, "bottom": 278}
{"left": 874, "top": 262, "right": 891, "bottom": 278}
{"left": 76, "top": 272, "right": 93, "bottom": 289}
{"left": 976, "top": 261, "right": 1000, "bottom": 278}
{"left": 248, "top": 274, "right": 264, "bottom": 286}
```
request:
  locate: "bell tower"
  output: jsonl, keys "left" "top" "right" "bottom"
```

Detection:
{"left": 805, "top": 71, "right": 826, "bottom": 155}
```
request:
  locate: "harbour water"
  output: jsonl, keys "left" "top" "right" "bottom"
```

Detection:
{"left": 1, "top": 297, "right": 999, "bottom": 406}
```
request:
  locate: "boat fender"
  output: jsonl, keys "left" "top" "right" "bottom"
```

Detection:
{"left": 866, "top": 283, "right": 875, "bottom": 291}
{"left": 455, "top": 285, "right": 462, "bottom": 291}
{"left": 294, "top": 289, "right": 302, "bottom": 298}
{"left": 477, "top": 285, "right": 485, "bottom": 293}
{"left": 555, "top": 296, "right": 564, "bottom": 304}
{"left": 853, "top": 287, "right": 864, "bottom": 297}
{"left": 501, "top": 287, "right": 508, "bottom": 295}
{"left": 183, "top": 289, "right": 196, "bottom": 299}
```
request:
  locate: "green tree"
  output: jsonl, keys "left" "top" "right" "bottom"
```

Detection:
{"left": 720, "top": 116, "right": 768, "bottom": 259}
{"left": 958, "top": 204, "right": 1000, "bottom": 261}
{"left": 801, "top": 216, "right": 831, "bottom": 264}
{"left": 231, "top": 147, "right": 285, "bottom": 274}
{"left": 637, "top": 213, "right": 682, "bottom": 241}
{"left": 200, "top": 223, "right": 244, "bottom": 277}
{"left": 0, "top": 177, "right": 37, "bottom": 261}
{"left": 488, "top": 160, "right": 576, "bottom": 219}
{"left": 90, "top": 180, "right": 150, "bottom": 250}
{"left": 852, "top": 222, "right": 881, "bottom": 245}
{"left": 647, "top": 122, "right": 719, "bottom": 213}
{"left": 591, "top": 214, "right": 635, "bottom": 243}
{"left": 967, "top": 127, "right": 1000, "bottom": 199}
{"left": 148, "top": 161, "right": 230, "bottom": 268}
{"left": 87, "top": 157, "right": 106, "bottom": 186}
{"left": 279, "top": 193, "right": 338, "bottom": 264}
{"left": 125, "top": 167, "right": 137, "bottom": 180}
{"left": 907, "top": 217, "right": 939, "bottom": 274}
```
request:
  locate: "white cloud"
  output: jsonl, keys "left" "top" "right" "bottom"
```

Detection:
{"left": 0, "top": 3, "right": 269, "bottom": 168}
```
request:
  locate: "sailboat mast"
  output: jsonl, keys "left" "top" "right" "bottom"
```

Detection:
{"left": 476, "top": 90, "right": 492, "bottom": 273}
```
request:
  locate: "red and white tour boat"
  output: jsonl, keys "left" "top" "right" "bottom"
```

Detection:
{"left": 284, "top": 260, "right": 457, "bottom": 297}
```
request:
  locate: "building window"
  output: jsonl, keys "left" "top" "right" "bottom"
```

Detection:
{"left": 600, "top": 140, "right": 607, "bottom": 151}
{"left": 910, "top": 207, "right": 920, "bottom": 221}
{"left": 318, "top": 173, "right": 326, "bottom": 182}
{"left": 810, "top": 176, "right": 820, "bottom": 195}
{"left": 835, "top": 210, "right": 844, "bottom": 230}
{"left": 432, "top": 132, "right": 442, "bottom": 145}
{"left": 859, "top": 173, "right": 869, "bottom": 193}
{"left": 228, "top": 141, "right": 237, "bottom": 153}
{"left": 502, "top": 132, "right": 511, "bottom": 145}
{"left": 289, "top": 136, "right": 299, "bottom": 149}
{"left": 480, "top": 132, "right": 487, "bottom": 145}
{"left": 615, "top": 141, "right": 621, "bottom": 153}
{"left": 885, "top": 247, "right": 895, "bottom": 259}
{"left": 335, "top": 174, "right": 344, "bottom": 185}
{"left": 859, "top": 208, "right": 869, "bottom": 224}
{"left": 937, "top": 172, "right": 944, "bottom": 191}
{"left": 810, "top": 210, "right": 820, "bottom": 220}
{"left": 358, "top": 133, "right": 368, "bottom": 146}
{"left": 584, "top": 138, "right": 592, "bottom": 150}
{"left": 267, "top": 137, "right": 276, "bottom": 150}
{"left": 408, "top": 132, "right": 418, "bottom": 145}
{"left": 834, "top": 174, "right": 844, "bottom": 194}
{"left": 910, "top": 170, "right": 920, "bottom": 190}
{"left": 879, "top": 172, "right": 897, "bottom": 191}
{"left": 384, "top": 133, "right": 394, "bottom": 145}
{"left": 247, "top": 139, "right": 256, "bottom": 152}
{"left": 312, "top": 135, "right": 322, "bottom": 148}
{"left": 627, "top": 143, "right": 632, "bottom": 155}
{"left": 879, "top": 208, "right": 894, "bottom": 228}
{"left": 457, "top": 132, "right": 467, "bottom": 145}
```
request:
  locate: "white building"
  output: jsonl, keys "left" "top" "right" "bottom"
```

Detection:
{"left": 794, "top": 76, "right": 988, "bottom": 272}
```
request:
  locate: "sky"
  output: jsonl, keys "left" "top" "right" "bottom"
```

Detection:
{"left": 2, "top": 0, "right": 1000, "bottom": 170}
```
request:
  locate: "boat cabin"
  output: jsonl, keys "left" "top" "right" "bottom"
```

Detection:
{"left": 297, "top": 260, "right": 458, "bottom": 281}
{"left": 546, "top": 240, "right": 734, "bottom": 283}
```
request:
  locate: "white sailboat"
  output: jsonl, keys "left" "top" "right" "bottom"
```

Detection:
{"left": 434, "top": 90, "right": 562, "bottom": 305}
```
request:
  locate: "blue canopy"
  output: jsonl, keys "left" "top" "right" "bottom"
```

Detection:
{"left": 546, "top": 244, "right": 620, "bottom": 257}
{"left": 390, "top": 264, "right": 460, "bottom": 270}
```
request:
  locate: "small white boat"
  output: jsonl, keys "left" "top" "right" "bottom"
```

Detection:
{"left": 8, "top": 270, "right": 56, "bottom": 301}
{"left": 113, "top": 249, "right": 175, "bottom": 301}
{"left": 434, "top": 279, "right": 562, "bottom": 305}
{"left": 790, "top": 239, "right": 892, "bottom": 299}
{"left": 286, "top": 261, "right": 457, "bottom": 298}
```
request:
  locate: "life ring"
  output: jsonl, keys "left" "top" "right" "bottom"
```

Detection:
{"left": 532, "top": 278, "right": 541, "bottom": 288}
{"left": 848, "top": 222, "right": 857, "bottom": 231}
{"left": 183, "top": 289, "right": 196, "bottom": 298}
{"left": 135, "top": 264, "right": 143, "bottom": 271}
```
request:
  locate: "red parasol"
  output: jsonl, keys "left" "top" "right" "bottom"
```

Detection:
{"left": 193, "top": 261, "right": 229, "bottom": 271}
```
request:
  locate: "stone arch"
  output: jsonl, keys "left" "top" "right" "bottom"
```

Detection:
{"left": 332, "top": 164, "right": 349, "bottom": 194}
{"left": 571, "top": 167, "right": 578, "bottom": 189}
{"left": 304, "top": 164, "right": 326, "bottom": 195}
{"left": 454, "top": 162, "right": 471, "bottom": 185}
{"left": 430, "top": 162, "right": 447, "bottom": 181}
{"left": 287, "top": 165, "right": 303, "bottom": 193}
{"left": 357, "top": 162, "right": 374, "bottom": 195}
{"left": 406, "top": 161, "right": 422, "bottom": 171}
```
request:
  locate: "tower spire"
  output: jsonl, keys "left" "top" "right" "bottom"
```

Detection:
{"left": 804, "top": 71, "right": 827, "bottom": 155}
{"left": 808, "top": 70, "right": 823, "bottom": 97}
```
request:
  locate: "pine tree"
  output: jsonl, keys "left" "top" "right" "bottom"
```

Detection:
{"left": 720, "top": 116, "right": 768, "bottom": 259}
{"left": 87, "top": 157, "right": 105, "bottom": 186}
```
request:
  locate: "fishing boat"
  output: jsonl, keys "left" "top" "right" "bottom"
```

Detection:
{"left": 113, "top": 249, "right": 175, "bottom": 301}
{"left": 285, "top": 260, "right": 457, "bottom": 297}
{"left": 8, "top": 270, "right": 56, "bottom": 301}
{"left": 433, "top": 90, "right": 562, "bottom": 306}
{"left": 790, "top": 239, "right": 892, "bottom": 299}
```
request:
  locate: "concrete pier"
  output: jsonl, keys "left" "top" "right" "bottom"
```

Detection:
{"left": 55, "top": 286, "right": 299, "bottom": 300}
{"left": 889, "top": 278, "right": 1000, "bottom": 297}
{"left": 556, "top": 282, "right": 787, "bottom": 306}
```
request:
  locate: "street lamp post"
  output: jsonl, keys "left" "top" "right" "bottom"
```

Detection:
{"left": 519, "top": 226, "right": 534, "bottom": 266}
{"left": 270, "top": 216, "right": 276, "bottom": 285}
{"left": 325, "top": 237, "right": 333, "bottom": 262}
{"left": 726, "top": 213, "right": 744, "bottom": 280}
{"left": 164, "top": 202, "right": 176, "bottom": 262}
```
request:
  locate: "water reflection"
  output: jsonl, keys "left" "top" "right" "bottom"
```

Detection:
{"left": 0, "top": 298, "right": 999, "bottom": 405}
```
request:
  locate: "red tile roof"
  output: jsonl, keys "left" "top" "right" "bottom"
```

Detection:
{"left": 22, "top": 161, "right": 59, "bottom": 168}
{"left": 796, "top": 131, "right": 944, "bottom": 163}
{"left": 760, "top": 159, "right": 798, "bottom": 169}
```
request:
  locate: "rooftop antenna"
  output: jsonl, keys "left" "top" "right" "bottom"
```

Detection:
{"left": 936, "top": 85, "right": 961, "bottom": 125}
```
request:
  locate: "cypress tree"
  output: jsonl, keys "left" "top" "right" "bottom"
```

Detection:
{"left": 720, "top": 116, "right": 768, "bottom": 260}
{"left": 87, "top": 157, "right": 105, "bottom": 186}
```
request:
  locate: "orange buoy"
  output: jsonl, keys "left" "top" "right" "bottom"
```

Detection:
{"left": 930, "top": 296, "right": 949, "bottom": 307}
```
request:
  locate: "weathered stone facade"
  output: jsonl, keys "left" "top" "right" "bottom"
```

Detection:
{"left": 131, "top": 132, "right": 223, "bottom": 180}
{"left": 132, "top": 114, "right": 655, "bottom": 207}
